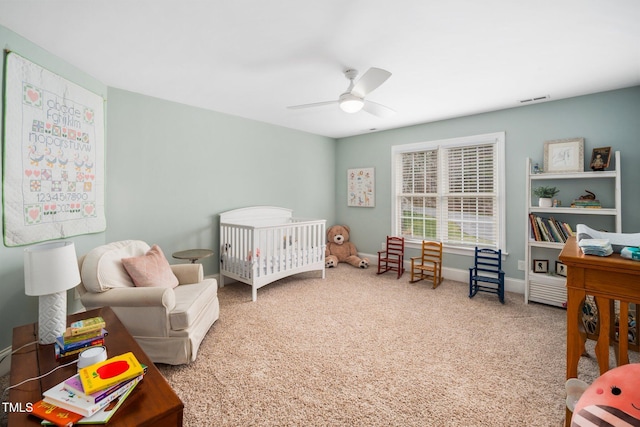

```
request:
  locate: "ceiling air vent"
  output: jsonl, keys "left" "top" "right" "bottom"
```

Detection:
{"left": 519, "top": 95, "right": 550, "bottom": 104}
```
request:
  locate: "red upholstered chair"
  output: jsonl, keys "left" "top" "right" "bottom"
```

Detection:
{"left": 377, "top": 236, "right": 405, "bottom": 279}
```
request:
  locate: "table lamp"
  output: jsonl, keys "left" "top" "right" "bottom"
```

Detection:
{"left": 24, "top": 241, "right": 81, "bottom": 344}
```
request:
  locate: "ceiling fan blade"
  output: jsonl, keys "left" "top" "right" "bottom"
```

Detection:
{"left": 351, "top": 67, "right": 392, "bottom": 98}
{"left": 362, "top": 100, "right": 396, "bottom": 118}
{"left": 287, "top": 100, "right": 337, "bottom": 110}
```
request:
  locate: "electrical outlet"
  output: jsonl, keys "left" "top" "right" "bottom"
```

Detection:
{"left": 518, "top": 260, "right": 525, "bottom": 271}
{"left": 381, "top": 242, "right": 385, "bottom": 249}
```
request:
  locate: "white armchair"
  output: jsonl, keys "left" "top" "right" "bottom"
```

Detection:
{"left": 76, "top": 240, "right": 219, "bottom": 365}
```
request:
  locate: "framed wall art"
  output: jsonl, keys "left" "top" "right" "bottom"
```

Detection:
{"left": 543, "top": 137, "right": 584, "bottom": 173}
{"left": 347, "top": 167, "right": 375, "bottom": 207}
{"left": 2, "top": 52, "right": 106, "bottom": 246}
{"left": 555, "top": 261, "right": 567, "bottom": 277}
{"left": 533, "top": 259, "right": 548, "bottom": 273}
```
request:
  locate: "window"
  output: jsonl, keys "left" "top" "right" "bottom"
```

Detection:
{"left": 391, "top": 132, "right": 505, "bottom": 253}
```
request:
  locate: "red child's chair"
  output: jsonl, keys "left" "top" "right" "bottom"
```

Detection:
{"left": 377, "top": 236, "right": 405, "bottom": 279}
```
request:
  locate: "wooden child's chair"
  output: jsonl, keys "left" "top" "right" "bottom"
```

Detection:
{"left": 468, "top": 247, "right": 505, "bottom": 303}
{"left": 410, "top": 241, "right": 443, "bottom": 288}
{"left": 377, "top": 236, "right": 405, "bottom": 278}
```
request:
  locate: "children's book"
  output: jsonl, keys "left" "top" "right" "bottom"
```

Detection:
{"left": 41, "top": 379, "right": 140, "bottom": 425}
{"left": 60, "top": 328, "right": 107, "bottom": 346}
{"left": 29, "top": 399, "right": 84, "bottom": 426}
{"left": 63, "top": 369, "right": 141, "bottom": 404}
{"left": 54, "top": 340, "right": 105, "bottom": 360}
{"left": 42, "top": 374, "right": 141, "bottom": 417}
{"left": 57, "top": 334, "right": 105, "bottom": 352}
{"left": 78, "top": 351, "right": 144, "bottom": 394}
{"left": 65, "top": 316, "right": 106, "bottom": 337}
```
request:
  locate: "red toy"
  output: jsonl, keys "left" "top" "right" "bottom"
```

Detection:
{"left": 566, "top": 363, "right": 640, "bottom": 426}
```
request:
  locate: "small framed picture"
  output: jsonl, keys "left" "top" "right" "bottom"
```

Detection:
{"left": 555, "top": 261, "right": 567, "bottom": 277}
{"left": 589, "top": 146, "right": 611, "bottom": 171}
{"left": 533, "top": 259, "right": 549, "bottom": 273}
{"left": 347, "top": 167, "right": 375, "bottom": 207}
{"left": 544, "top": 137, "right": 584, "bottom": 173}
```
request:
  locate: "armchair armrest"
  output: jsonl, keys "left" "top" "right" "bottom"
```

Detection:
{"left": 171, "top": 263, "right": 203, "bottom": 284}
{"left": 80, "top": 286, "right": 176, "bottom": 311}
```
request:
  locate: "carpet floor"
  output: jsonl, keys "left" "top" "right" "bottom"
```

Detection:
{"left": 155, "top": 267, "right": 633, "bottom": 427}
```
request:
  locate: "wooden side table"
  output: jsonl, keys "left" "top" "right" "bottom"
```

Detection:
{"left": 559, "top": 236, "right": 640, "bottom": 427}
{"left": 172, "top": 249, "right": 214, "bottom": 264}
{"left": 8, "top": 307, "right": 183, "bottom": 426}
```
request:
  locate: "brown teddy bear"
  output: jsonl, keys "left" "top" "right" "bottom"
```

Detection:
{"left": 325, "top": 225, "right": 369, "bottom": 268}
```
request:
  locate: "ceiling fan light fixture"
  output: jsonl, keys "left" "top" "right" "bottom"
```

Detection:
{"left": 339, "top": 93, "right": 364, "bottom": 113}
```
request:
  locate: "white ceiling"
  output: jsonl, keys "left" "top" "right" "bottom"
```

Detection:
{"left": 1, "top": 0, "right": 639, "bottom": 138}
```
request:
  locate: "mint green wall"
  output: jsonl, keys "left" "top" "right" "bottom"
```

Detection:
{"left": 0, "top": 25, "right": 335, "bottom": 352}
{"left": 105, "top": 88, "right": 336, "bottom": 276}
{"left": 0, "top": 26, "right": 107, "bottom": 350}
{"left": 335, "top": 86, "right": 640, "bottom": 279}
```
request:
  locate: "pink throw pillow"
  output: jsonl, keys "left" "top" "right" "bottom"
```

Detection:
{"left": 121, "top": 245, "right": 179, "bottom": 288}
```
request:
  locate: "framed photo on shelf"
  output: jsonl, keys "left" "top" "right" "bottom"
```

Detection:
{"left": 555, "top": 261, "right": 567, "bottom": 277}
{"left": 533, "top": 259, "right": 549, "bottom": 273}
{"left": 589, "top": 146, "right": 611, "bottom": 171}
{"left": 543, "top": 137, "right": 584, "bottom": 173}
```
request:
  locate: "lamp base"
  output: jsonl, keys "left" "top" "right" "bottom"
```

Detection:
{"left": 38, "top": 292, "right": 67, "bottom": 344}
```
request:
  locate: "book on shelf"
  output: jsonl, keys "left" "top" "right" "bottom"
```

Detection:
{"left": 561, "top": 222, "right": 574, "bottom": 238}
{"left": 528, "top": 213, "right": 574, "bottom": 243}
{"left": 79, "top": 351, "right": 144, "bottom": 395}
{"left": 42, "top": 374, "right": 142, "bottom": 417}
{"left": 571, "top": 199, "right": 602, "bottom": 208}
{"left": 65, "top": 316, "right": 106, "bottom": 338}
{"left": 529, "top": 214, "right": 541, "bottom": 241}
{"left": 29, "top": 399, "right": 84, "bottom": 426}
{"left": 41, "top": 380, "right": 140, "bottom": 425}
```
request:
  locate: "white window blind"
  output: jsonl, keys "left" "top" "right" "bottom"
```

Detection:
{"left": 392, "top": 132, "right": 505, "bottom": 251}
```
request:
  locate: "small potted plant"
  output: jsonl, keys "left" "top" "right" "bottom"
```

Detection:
{"left": 533, "top": 186, "right": 559, "bottom": 207}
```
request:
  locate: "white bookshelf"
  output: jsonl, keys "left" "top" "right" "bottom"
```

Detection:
{"left": 524, "top": 151, "right": 621, "bottom": 306}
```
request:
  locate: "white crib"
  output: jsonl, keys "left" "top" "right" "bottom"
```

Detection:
{"left": 219, "top": 206, "right": 326, "bottom": 301}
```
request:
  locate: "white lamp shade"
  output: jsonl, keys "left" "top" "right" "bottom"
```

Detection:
{"left": 24, "top": 241, "right": 81, "bottom": 296}
{"left": 339, "top": 93, "right": 364, "bottom": 113}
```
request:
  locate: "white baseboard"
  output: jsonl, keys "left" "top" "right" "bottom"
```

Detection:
{"left": 0, "top": 346, "right": 11, "bottom": 377}
{"left": 361, "top": 252, "right": 525, "bottom": 295}
{"left": 217, "top": 256, "right": 525, "bottom": 296}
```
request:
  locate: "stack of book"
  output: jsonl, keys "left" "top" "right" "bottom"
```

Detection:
{"left": 31, "top": 352, "right": 146, "bottom": 426}
{"left": 528, "top": 214, "right": 575, "bottom": 243}
{"left": 571, "top": 199, "right": 602, "bottom": 208}
{"left": 55, "top": 316, "right": 107, "bottom": 360}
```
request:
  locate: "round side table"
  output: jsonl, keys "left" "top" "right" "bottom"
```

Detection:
{"left": 172, "top": 249, "right": 214, "bottom": 264}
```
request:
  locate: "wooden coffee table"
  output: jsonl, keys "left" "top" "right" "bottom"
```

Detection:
{"left": 8, "top": 307, "right": 183, "bottom": 426}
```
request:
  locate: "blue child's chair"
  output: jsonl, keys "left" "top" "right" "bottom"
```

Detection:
{"left": 469, "top": 247, "right": 505, "bottom": 303}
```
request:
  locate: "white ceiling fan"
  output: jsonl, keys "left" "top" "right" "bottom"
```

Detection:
{"left": 287, "top": 67, "right": 395, "bottom": 117}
